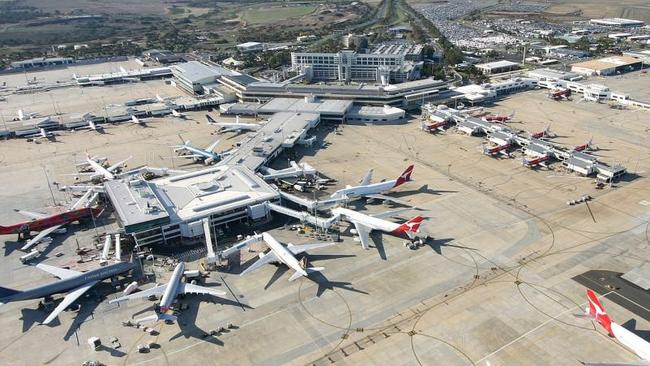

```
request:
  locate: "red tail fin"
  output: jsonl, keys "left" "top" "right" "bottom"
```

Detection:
{"left": 393, "top": 216, "right": 424, "bottom": 235}
{"left": 586, "top": 289, "right": 614, "bottom": 336}
{"left": 394, "top": 165, "right": 414, "bottom": 187}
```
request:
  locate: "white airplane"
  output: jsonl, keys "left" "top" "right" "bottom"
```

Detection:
{"left": 17, "top": 109, "right": 39, "bottom": 121}
{"left": 331, "top": 207, "right": 424, "bottom": 251}
{"left": 109, "top": 262, "right": 226, "bottom": 323}
{"left": 207, "top": 115, "right": 261, "bottom": 134}
{"left": 171, "top": 109, "right": 187, "bottom": 119}
{"left": 330, "top": 165, "right": 414, "bottom": 206}
{"left": 235, "top": 232, "right": 336, "bottom": 281}
{"left": 260, "top": 161, "right": 317, "bottom": 180}
{"left": 131, "top": 115, "right": 144, "bottom": 125}
{"left": 24, "top": 128, "right": 56, "bottom": 141}
{"left": 582, "top": 289, "right": 650, "bottom": 365}
{"left": 74, "top": 154, "right": 131, "bottom": 182}
{"left": 172, "top": 134, "right": 222, "bottom": 165}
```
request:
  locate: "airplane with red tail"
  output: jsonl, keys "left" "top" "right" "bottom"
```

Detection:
{"left": 330, "top": 165, "right": 415, "bottom": 206}
{"left": 581, "top": 289, "right": 650, "bottom": 364}
{"left": 331, "top": 207, "right": 426, "bottom": 253}
{"left": 522, "top": 155, "right": 550, "bottom": 169}
{"left": 530, "top": 125, "right": 554, "bottom": 139}
{"left": 421, "top": 120, "right": 449, "bottom": 133}
{"left": 482, "top": 112, "right": 514, "bottom": 123}
{"left": 574, "top": 138, "right": 596, "bottom": 152}
{"left": 483, "top": 143, "right": 511, "bottom": 157}
{"left": 549, "top": 88, "right": 571, "bottom": 101}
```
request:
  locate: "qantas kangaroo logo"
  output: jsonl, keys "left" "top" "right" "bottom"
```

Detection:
{"left": 395, "top": 165, "right": 414, "bottom": 187}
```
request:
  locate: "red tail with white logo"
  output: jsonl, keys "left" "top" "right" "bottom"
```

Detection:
{"left": 586, "top": 289, "right": 614, "bottom": 336}
{"left": 392, "top": 216, "right": 424, "bottom": 236}
{"left": 394, "top": 165, "right": 414, "bottom": 187}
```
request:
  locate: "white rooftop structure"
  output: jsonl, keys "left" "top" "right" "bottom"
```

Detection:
{"left": 590, "top": 18, "right": 645, "bottom": 27}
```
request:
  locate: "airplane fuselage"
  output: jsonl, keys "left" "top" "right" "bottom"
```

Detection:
{"left": 86, "top": 158, "right": 114, "bottom": 180}
{"left": 611, "top": 322, "right": 650, "bottom": 360}
{"left": 1, "top": 261, "right": 135, "bottom": 303}
{"left": 182, "top": 145, "right": 221, "bottom": 162}
{"left": 263, "top": 233, "right": 307, "bottom": 276}
{"left": 0, "top": 207, "right": 101, "bottom": 235}
{"left": 160, "top": 262, "right": 184, "bottom": 312}
{"left": 331, "top": 208, "right": 400, "bottom": 233}
{"left": 330, "top": 180, "right": 396, "bottom": 199}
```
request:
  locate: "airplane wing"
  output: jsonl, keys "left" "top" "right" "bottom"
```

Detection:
{"left": 21, "top": 225, "right": 64, "bottom": 251}
{"left": 107, "top": 156, "right": 131, "bottom": 172}
{"left": 365, "top": 194, "right": 416, "bottom": 208}
{"left": 179, "top": 283, "right": 226, "bottom": 297}
{"left": 369, "top": 207, "right": 413, "bottom": 220}
{"left": 351, "top": 221, "right": 372, "bottom": 250}
{"left": 204, "top": 139, "right": 220, "bottom": 152}
{"left": 287, "top": 242, "right": 336, "bottom": 255}
{"left": 36, "top": 263, "right": 82, "bottom": 279}
{"left": 240, "top": 251, "right": 279, "bottom": 276}
{"left": 42, "top": 280, "right": 99, "bottom": 325}
{"left": 109, "top": 284, "right": 167, "bottom": 304}
{"left": 14, "top": 209, "right": 48, "bottom": 220}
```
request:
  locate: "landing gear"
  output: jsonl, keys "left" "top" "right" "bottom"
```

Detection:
{"left": 403, "top": 236, "right": 428, "bottom": 250}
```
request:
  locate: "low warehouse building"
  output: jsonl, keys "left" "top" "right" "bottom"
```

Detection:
{"left": 475, "top": 60, "right": 519, "bottom": 75}
{"left": 570, "top": 56, "right": 642, "bottom": 76}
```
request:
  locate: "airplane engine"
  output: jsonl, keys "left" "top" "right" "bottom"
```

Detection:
{"left": 205, "top": 157, "right": 214, "bottom": 165}
{"left": 258, "top": 253, "right": 265, "bottom": 259}
{"left": 350, "top": 229, "right": 358, "bottom": 235}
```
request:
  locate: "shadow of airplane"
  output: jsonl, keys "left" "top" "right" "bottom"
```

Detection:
{"left": 305, "top": 271, "right": 369, "bottom": 298}
{"left": 423, "top": 237, "right": 477, "bottom": 255}
{"left": 169, "top": 298, "right": 224, "bottom": 346}
{"left": 390, "top": 184, "right": 458, "bottom": 197}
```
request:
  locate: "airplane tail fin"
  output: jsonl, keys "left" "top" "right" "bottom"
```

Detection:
{"left": 395, "top": 165, "right": 414, "bottom": 187}
{"left": 392, "top": 216, "right": 424, "bottom": 237}
{"left": 289, "top": 267, "right": 323, "bottom": 282}
{"left": 206, "top": 115, "right": 217, "bottom": 125}
{"left": 585, "top": 289, "right": 614, "bottom": 336}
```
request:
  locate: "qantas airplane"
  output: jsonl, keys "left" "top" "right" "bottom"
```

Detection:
{"left": 329, "top": 165, "right": 414, "bottom": 206}
{"left": 331, "top": 207, "right": 425, "bottom": 251}
{"left": 482, "top": 112, "right": 513, "bottom": 123}
{"left": 574, "top": 138, "right": 597, "bottom": 152}
{"left": 582, "top": 289, "right": 650, "bottom": 365}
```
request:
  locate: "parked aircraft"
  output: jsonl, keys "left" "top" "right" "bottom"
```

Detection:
{"left": 581, "top": 289, "right": 650, "bottom": 365}
{"left": 549, "top": 88, "right": 571, "bottom": 101}
{"left": 574, "top": 138, "right": 597, "bottom": 152}
{"left": 109, "top": 262, "right": 226, "bottom": 323}
{"left": 331, "top": 207, "right": 425, "bottom": 251}
{"left": 1, "top": 189, "right": 101, "bottom": 251}
{"left": 529, "top": 125, "right": 554, "bottom": 139}
{"left": 172, "top": 134, "right": 222, "bottom": 165}
{"left": 234, "top": 232, "right": 336, "bottom": 281}
{"left": 329, "top": 165, "right": 414, "bottom": 206}
{"left": 74, "top": 154, "right": 131, "bottom": 182}
{"left": 171, "top": 109, "right": 186, "bottom": 119}
{"left": 24, "top": 127, "right": 56, "bottom": 141}
{"left": 207, "top": 115, "right": 261, "bottom": 134}
{"left": 131, "top": 115, "right": 144, "bottom": 125}
{"left": 260, "top": 161, "right": 317, "bottom": 180}
{"left": 0, "top": 257, "right": 136, "bottom": 325}
{"left": 482, "top": 112, "right": 513, "bottom": 123}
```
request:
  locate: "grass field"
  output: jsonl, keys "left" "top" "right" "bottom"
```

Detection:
{"left": 545, "top": 0, "right": 650, "bottom": 22}
{"left": 241, "top": 4, "right": 317, "bottom": 25}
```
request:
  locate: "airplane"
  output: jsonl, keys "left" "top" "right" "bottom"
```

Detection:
{"left": 233, "top": 232, "right": 336, "bottom": 282}
{"left": 1, "top": 189, "right": 102, "bottom": 251}
{"left": 482, "top": 112, "right": 514, "bottom": 123}
{"left": 529, "top": 125, "right": 554, "bottom": 139}
{"left": 24, "top": 127, "right": 56, "bottom": 141}
{"left": 172, "top": 134, "right": 222, "bottom": 165}
{"left": 171, "top": 109, "right": 187, "bottom": 119}
{"left": 131, "top": 115, "right": 144, "bottom": 125}
{"left": 260, "top": 161, "right": 317, "bottom": 180}
{"left": 0, "top": 257, "right": 136, "bottom": 325}
{"left": 522, "top": 155, "right": 550, "bottom": 169}
{"left": 581, "top": 289, "right": 650, "bottom": 365}
{"left": 329, "top": 165, "right": 414, "bottom": 206}
{"left": 549, "top": 88, "right": 571, "bottom": 101}
{"left": 330, "top": 207, "right": 425, "bottom": 251}
{"left": 74, "top": 154, "right": 131, "bottom": 182}
{"left": 574, "top": 138, "right": 597, "bottom": 152}
{"left": 109, "top": 262, "right": 226, "bottom": 323}
{"left": 207, "top": 115, "right": 261, "bottom": 134}
{"left": 420, "top": 119, "right": 449, "bottom": 133}
{"left": 17, "top": 109, "right": 39, "bottom": 121}
{"left": 483, "top": 143, "right": 511, "bottom": 157}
